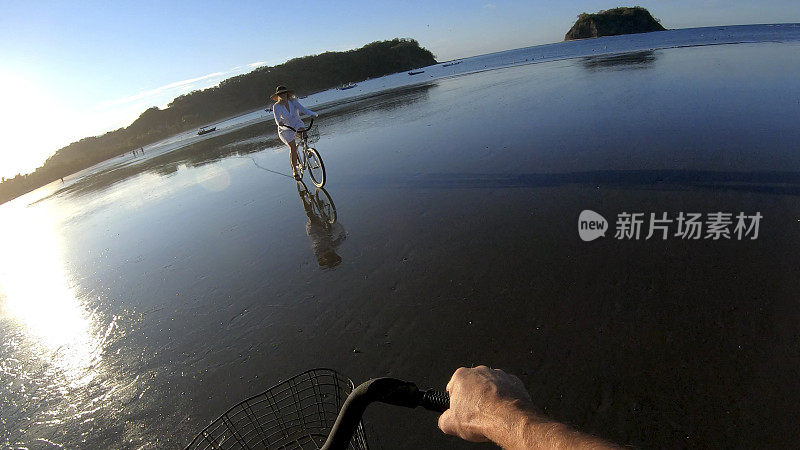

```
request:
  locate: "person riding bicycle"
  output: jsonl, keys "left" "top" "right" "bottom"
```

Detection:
{"left": 271, "top": 85, "right": 318, "bottom": 180}
{"left": 440, "top": 366, "right": 619, "bottom": 449}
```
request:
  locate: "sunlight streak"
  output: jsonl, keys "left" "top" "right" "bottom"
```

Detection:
{"left": 0, "top": 202, "right": 104, "bottom": 386}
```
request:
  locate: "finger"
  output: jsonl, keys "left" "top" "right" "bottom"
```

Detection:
{"left": 510, "top": 374, "right": 532, "bottom": 400}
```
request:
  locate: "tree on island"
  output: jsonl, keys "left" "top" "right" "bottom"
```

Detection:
{"left": 0, "top": 38, "right": 436, "bottom": 205}
{"left": 565, "top": 6, "right": 666, "bottom": 41}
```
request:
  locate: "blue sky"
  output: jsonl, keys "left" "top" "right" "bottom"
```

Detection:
{"left": 1, "top": 0, "right": 799, "bottom": 179}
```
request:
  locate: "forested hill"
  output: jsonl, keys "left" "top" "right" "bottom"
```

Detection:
{"left": 0, "top": 38, "right": 436, "bottom": 204}
{"left": 564, "top": 7, "right": 666, "bottom": 40}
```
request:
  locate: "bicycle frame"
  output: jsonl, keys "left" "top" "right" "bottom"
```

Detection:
{"left": 281, "top": 118, "right": 326, "bottom": 188}
{"left": 282, "top": 118, "right": 314, "bottom": 171}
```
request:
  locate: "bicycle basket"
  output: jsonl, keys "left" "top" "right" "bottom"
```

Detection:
{"left": 305, "top": 125, "right": 320, "bottom": 144}
{"left": 186, "top": 369, "right": 368, "bottom": 450}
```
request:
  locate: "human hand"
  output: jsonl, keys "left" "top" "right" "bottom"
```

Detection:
{"left": 438, "top": 365, "right": 532, "bottom": 443}
{"left": 439, "top": 366, "right": 620, "bottom": 450}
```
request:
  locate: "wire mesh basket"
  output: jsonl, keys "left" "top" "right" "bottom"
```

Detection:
{"left": 186, "top": 369, "right": 368, "bottom": 450}
{"left": 304, "top": 125, "right": 320, "bottom": 144}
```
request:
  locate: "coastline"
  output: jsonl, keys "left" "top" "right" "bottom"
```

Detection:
{"left": 2, "top": 37, "right": 800, "bottom": 448}
{"left": 3, "top": 23, "right": 800, "bottom": 206}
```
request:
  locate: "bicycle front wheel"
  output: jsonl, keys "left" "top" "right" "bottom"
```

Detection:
{"left": 306, "top": 147, "right": 326, "bottom": 188}
{"left": 314, "top": 188, "right": 337, "bottom": 225}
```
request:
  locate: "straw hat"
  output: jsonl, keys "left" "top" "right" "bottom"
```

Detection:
{"left": 270, "top": 85, "right": 295, "bottom": 101}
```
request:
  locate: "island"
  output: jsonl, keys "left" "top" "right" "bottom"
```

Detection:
{"left": 565, "top": 6, "right": 666, "bottom": 41}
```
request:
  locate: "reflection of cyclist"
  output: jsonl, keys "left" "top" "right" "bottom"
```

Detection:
{"left": 296, "top": 183, "right": 345, "bottom": 268}
{"left": 440, "top": 366, "right": 619, "bottom": 449}
{"left": 271, "top": 86, "right": 318, "bottom": 180}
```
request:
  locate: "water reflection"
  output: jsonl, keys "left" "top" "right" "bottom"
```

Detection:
{"left": 318, "top": 82, "right": 435, "bottom": 130}
{"left": 295, "top": 181, "right": 345, "bottom": 268}
{"left": 353, "top": 170, "right": 800, "bottom": 196}
{"left": 42, "top": 122, "right": 279, "bottom": 201}
{"left": 582, "top": 50, "right": 659, "bottom": 71}
{"left": 40, "top": 83, "right": 436, "bottom": 204}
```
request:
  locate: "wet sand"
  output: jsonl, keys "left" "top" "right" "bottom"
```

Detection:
{"left": 1, "top": 42, "right": 800, "bottom": 448}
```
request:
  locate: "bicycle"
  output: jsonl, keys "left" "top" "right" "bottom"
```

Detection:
{"left": 186, "top": 368, "right": 449, "bottom": 450}
{"left": 283, "top": 118, "right": 326, "bottom": 188}
{"left": 298, "top": 180, "right": 337, "bottom": 226}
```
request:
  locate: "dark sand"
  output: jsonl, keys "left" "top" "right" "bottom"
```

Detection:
{"left": 1, "top": 42, "right": 799, "bottom": 448}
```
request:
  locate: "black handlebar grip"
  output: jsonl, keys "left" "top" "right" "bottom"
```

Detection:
{"left": 322, "top": 380, "right": 449, "bottom": 450}
{"left": 421, "top": 389, "right": 450, "bottom": 413}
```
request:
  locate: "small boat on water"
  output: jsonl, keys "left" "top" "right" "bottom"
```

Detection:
{"left": 408, "top": 70, "right": 425, "bottom": 75}
{"left": 443, "top": 61, "right": 462, "bottom": 67}
{"left": 197, "top": 126, "right": 216, "bottom": 135}
{"left": 339, "top": 83, "right": 357, "bottom": 90}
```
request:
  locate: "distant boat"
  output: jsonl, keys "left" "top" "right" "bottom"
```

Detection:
{"left": 408, "top": 70, "right": 425, "bottom": 75}
{"left": 442, "top": 61, "right": 462, "bottom": 67}
{"left": 197, "top": 126, "right": 216, "bottom": 135}
{"left": 339, "top": 83, "right": 357, "bottom": 90}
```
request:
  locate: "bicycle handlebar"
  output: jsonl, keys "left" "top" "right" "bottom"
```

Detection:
{"left": 279, "top": 117, "right": 314, "bottom": 133}
{"left": 321, "top": 377, "right": 449, "bottom": 450}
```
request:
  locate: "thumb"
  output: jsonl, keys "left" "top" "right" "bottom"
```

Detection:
{"left": 438, "top": 409, "right": 455, "bottom": 435}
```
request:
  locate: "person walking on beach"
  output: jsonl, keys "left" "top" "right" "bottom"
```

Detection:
{"left": 271, "top": 86, "right": 318, "bottom": 180}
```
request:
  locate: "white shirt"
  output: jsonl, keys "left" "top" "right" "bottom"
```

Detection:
{"left": 273, "top": 99, "right": 317, "bottom": 131}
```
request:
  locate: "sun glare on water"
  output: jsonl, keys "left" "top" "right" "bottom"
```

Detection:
{"left": 0, "top": 202, "right": 108, "bottom": 385}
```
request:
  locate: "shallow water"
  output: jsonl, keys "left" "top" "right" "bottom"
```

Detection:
{"left": 2, "top": 41, "right": 800, "bottom": 448}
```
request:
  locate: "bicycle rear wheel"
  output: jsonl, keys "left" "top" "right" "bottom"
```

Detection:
{"left": 186, "top": 369, "right": 367, "bottom": 450}
{"left": 306, "top": 148, "right": 326, "bottom": 188}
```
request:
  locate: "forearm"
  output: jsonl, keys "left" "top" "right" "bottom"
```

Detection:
{"left": 487, "top": 402, "right": 618, "bottom": 450}
{"left": 296, "top": 102, "right": 317, "bottom": 117}
{"left": 440, "top": 366, "right": 620, "bottom": 449}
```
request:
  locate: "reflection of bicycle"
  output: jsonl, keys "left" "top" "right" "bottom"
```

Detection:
{"left": 283, "top": 118, "right": 326, "bottom": 188}
{"left": 298, "top": 180, "right": 337, "bottom": 225}
{"left": 297, "top": 181, "right": 343, "bottom": 268}
{"left": 186, "top": 368, "right": 448, "bottom": 450}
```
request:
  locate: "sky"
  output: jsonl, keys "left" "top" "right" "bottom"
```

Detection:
{"left": 1, "top": 0, "right": 799, "bottom": 180}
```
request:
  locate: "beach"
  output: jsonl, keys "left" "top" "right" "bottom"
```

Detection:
{"left": 1, "top": 34, "right": 800, "bottom": 448}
